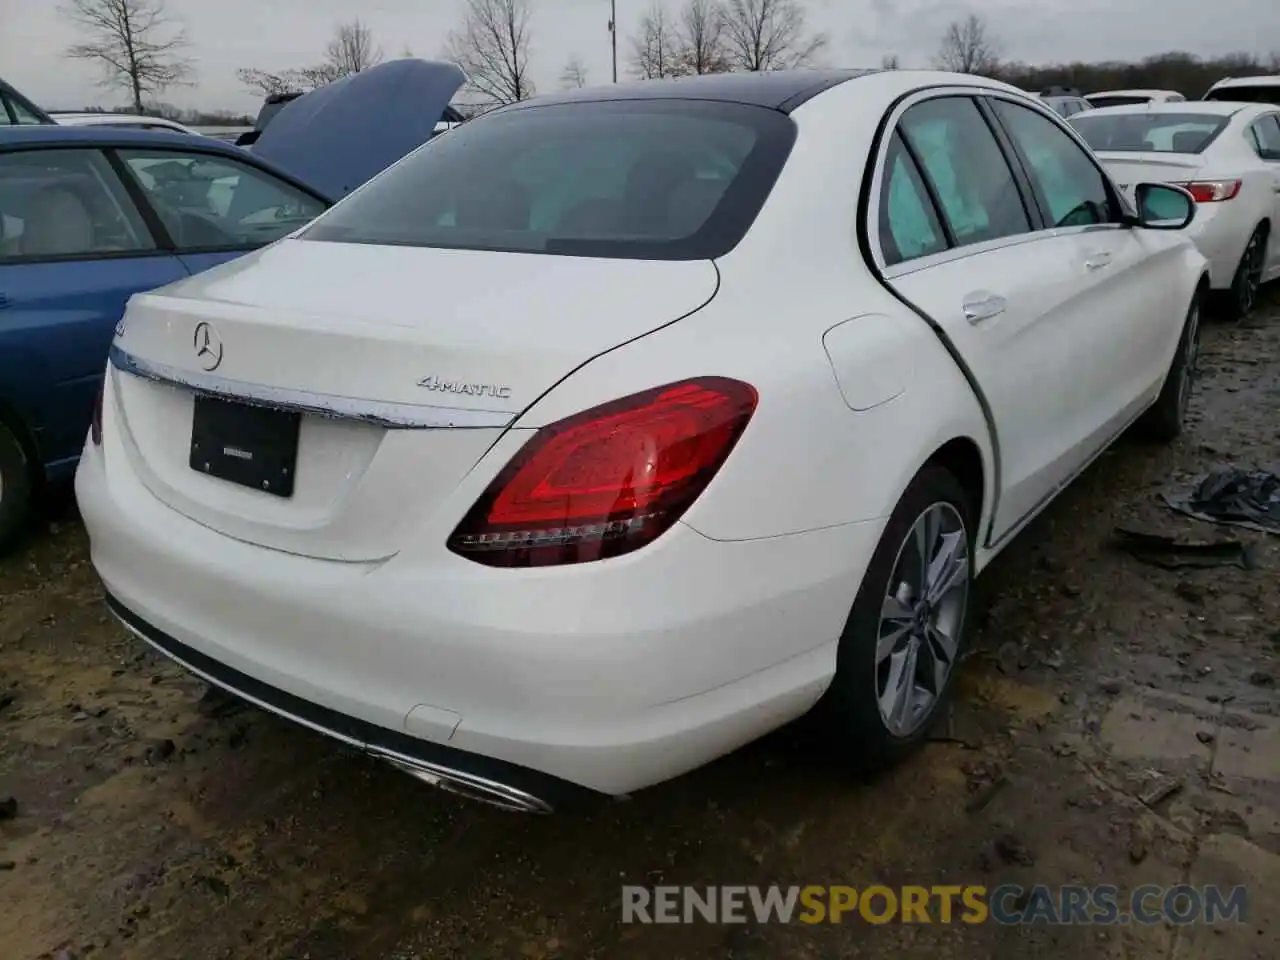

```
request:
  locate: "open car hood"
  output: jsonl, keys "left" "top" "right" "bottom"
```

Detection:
{"left": 252, "top": 59, "right": 466, "bottom": 200}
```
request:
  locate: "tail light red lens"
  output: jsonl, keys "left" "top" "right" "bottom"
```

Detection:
{"left": 448, "top": 377, "right": 758, "bottom": 567}
{"left": 90, "top": 377, "right": 105, "bottom": 446}
{"left": 1176, "top": 180, "right": 1241, "bottom": 203}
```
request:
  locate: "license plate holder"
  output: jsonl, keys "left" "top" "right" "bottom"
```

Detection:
{"left": 189, "top": 394, "right": 301, "bottom": 498}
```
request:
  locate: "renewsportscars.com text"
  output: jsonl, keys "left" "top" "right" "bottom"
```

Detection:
{"left": 621, "top": 884, "right": 1247, "bottom": 926}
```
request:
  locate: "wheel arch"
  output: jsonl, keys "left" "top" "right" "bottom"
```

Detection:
{"left": 0, "top": 393, "right": 41, "bottom": 484}
{"left": 925, "top": 436, "right": 987, "bottom": 535}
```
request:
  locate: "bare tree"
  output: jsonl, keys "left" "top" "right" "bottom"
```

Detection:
{"left": 401, "top": 43, "right": 416, "bottom": 58}
{"left": 933, "top": 14, "right": 1000, "bottom": 75}
{"left": 445, "top": 0, "right": 536, "bottom": 108}
{"left": 631, "top": 3, "right": 681, "bottom": 79}
{"left": 235, "top": 68, "right": 301, "bottom": 98}
{"left": 880, "top": 53, "right": 900, "bottom": 70}
{"left": 673, "top": 0, "right": 729, "bottom": 75}
{"left": 560, "top": 54, "right": 589, "bottom": 88}
{"left": 720, "top": 0, "right": 827, "bottom": 72}
{"left": 325, "top": 20, "right": 384, "bottom": 77}
{"left": 62, "top": 0, "right": 194, "bottom": 112}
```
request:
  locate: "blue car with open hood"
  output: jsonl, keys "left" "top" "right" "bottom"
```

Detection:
{"left": 0, "top": 59, "right": 465, "bottom": 547}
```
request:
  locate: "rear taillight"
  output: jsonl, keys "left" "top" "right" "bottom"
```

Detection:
{"left": 1175, "top": 180, "right": 1241, "bottom": 203}
{"left": 448, "top": 377, "right": 758, "bottom": 568}
{"left": 90, "top": 377, "right": 105, "bottom": 446}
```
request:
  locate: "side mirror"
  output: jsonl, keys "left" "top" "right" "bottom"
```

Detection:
{"left": 1133, "top": 182, "right": 1196, "bottom": 230}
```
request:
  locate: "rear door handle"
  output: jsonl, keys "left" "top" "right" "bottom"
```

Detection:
{"left": 0, "top": 293, "right": 10, "bottom": 309}
{"left": 962, "top": 292, "right": 1007, "bottom": 323}
{"left": 1084, "top": 250, "right": 1113, "bottom": 271}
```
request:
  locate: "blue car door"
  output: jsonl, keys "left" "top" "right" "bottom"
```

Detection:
{"left": 0, "top": 146, "right": 186, "bottom": 478}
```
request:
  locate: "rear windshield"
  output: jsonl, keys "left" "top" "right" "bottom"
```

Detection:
{"left": 1069, "top": 112, "right": 1229, "bottom": 153}
{"left": 1204, "top": 84, "right": 1280, "bottom": 105}
{"left": 1085, "top": 95, "right": 1152, "bottom": 109}
{"left": 300, "top": 99, "right": 797, "bottom": 260}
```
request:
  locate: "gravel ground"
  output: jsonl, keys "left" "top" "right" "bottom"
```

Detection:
{"left": 2, "top": 290, "right": 1278, "bottom": 960}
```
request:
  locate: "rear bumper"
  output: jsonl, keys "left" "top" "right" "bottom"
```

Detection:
{"left": 105, "top": 590, "right": 586, "bottom": 812}
{"left": 77, "top": 432, "right": 881, "bottom": 799}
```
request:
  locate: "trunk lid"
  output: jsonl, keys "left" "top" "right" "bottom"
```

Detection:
{"left": 251, "top": 59, "right": 466, "bottom": 201}
{"left": 1094, "top": 151, "right": 1206, "bottom": 194}
{"left": 109, "top": 239, "right": 719, "bottom": 561}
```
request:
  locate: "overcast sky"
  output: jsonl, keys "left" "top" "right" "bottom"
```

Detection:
{"left": 2, "top": 0, "right": 1278, "bottom": 113}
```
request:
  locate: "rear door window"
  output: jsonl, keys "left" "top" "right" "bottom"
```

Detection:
{"left": 116, "top": 148, "right": 327, "bottom": 250}
{"left": 878, "top": 133, "right": 948, "bottom": 265}
{"left": 0, "top": 149, "right": 156, "bottom": 260}
{"left": 896, "top": 96, "right": 1032, "bottom": 248}
{"left": 1250, "top": 115, "right": 1280, "bottom": 157}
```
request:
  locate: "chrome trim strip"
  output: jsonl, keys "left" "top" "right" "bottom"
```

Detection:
{"left": 110, "top": 609, "right": 554, "bottom": 814}
{"left": 108, "top": 344, "right": 516, "bottom": 430}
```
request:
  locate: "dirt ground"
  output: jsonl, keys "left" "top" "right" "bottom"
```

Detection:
{"left": 2, "top": 293, "right": 1279, "bottom": 960}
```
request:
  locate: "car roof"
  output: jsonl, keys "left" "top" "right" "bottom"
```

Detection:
{"left": 0, "top": 124, "right": 334, "bottom": 200}
{"left": 1210, "top": 75, "right": 1280, "bottom": 88}
{"left": 0, "top": 125, "right": 226, "bottom": 149}
{"left": 500, "top": 69, "right": 884, "bottom": 114}
{"left": 53, "top": 112, "right": 192, "bottom": 127}
{"left": 1076, "top": 101, "right": 1250, "bottom": 118}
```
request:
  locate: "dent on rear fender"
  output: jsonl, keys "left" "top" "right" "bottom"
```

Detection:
{"left": 821, "top": 314, "right": 907, "bottom": 411}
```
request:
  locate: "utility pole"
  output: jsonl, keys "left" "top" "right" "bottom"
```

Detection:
{"left": 609, "top": 0, "right": 618, "bottom": 82}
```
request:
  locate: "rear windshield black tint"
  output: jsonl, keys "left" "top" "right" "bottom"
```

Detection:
{"left": 1204, "top": 85, "right": 1280, "bottom": 105}
{"left": 300, "top": 99, "right": 797, "bottom": 260}
{"left": 1069, "top": 112, "right": 1229, "bottom": 153}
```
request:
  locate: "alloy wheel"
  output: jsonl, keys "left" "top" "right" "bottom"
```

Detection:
{"left": 1238, "top": 232, "right": 1264, "bottom": 316}
{"left": 1177, "top": 302, "right": 1201, "bottom": 420}
{"left": 875, "top": 502, "right": 970, "bottom": 737}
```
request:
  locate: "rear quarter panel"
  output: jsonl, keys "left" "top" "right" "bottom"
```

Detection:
{"left": 512, "top": 78, "right": 996, "bottom": 544}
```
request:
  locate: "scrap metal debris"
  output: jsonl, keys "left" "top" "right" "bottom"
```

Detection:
{"left": 1110, "top": 526, "right": 1255, "bottom": 570}
{"left": 1163, "top": 466, "right": 1280, "bottom": 534}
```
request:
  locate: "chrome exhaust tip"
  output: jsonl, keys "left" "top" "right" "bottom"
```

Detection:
{"left": 368, "top": 748, "right": 554, "bottom": 814}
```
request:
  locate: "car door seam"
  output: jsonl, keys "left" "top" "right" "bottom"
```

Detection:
{"left": 857, "top": 84, "right": 1007, "bottom": 547}
{"left": 103, "top": 147, "right": 177, "bottom": 251}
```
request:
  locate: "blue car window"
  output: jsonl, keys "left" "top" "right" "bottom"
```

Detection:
{"left": 116, "top": 149, "right": 326, "bottom": 251}
{"left": 0, "top": 149, "right": 156, "bottom": 260}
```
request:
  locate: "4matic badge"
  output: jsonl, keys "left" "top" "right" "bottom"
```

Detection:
{"left": 417, "top": 375, "right": 512, "bottom": 400}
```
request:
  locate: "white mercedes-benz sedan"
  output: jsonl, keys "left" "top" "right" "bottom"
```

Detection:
{"left": 77, "top": 70, "right": 1209, "bottom": 813}
{"left": 1069, "top": 100, "right": 1280, "bottom": 320}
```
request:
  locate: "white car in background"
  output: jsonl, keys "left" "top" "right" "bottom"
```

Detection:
{"left": 79, "top": 69, "right": 1209, "bottom": 813}
{"left": 1203, "top": 75, "right": 1280, "bottom": 105}
{"left": 1085, "top": 89, "right": 1186, "bottom": 109}
{"left": 1071, "top": 101, "right": 1280, "bottom": 319}
{"left": 51, "top": 112, "right": 204, "bottom": 137}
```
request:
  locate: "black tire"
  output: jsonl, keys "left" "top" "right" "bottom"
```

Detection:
{"left": 0, "top": 419, "right": 33, "bottom": 554}
{"left": 817, "top": 465, "right": 975, "bottom": 773}
{"left": 1135, "top": 294, "right": 1202, "bottom": 444}
{"left": 1222, "top": 225, "right": 1267, "bottom": 322}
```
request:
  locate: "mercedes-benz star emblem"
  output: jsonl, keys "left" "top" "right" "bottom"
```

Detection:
{"left": 192, "top": 321, "right": 223, "bottom": 372}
